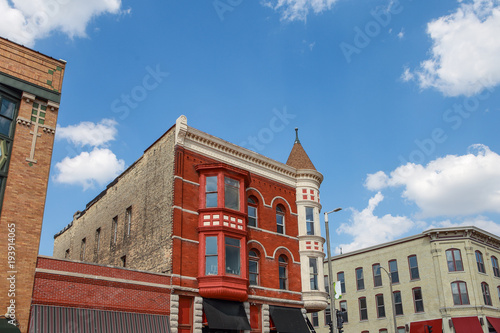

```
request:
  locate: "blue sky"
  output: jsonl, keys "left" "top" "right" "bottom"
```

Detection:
{"left": 2, "top": 0, "right": 500, "bottom": 256}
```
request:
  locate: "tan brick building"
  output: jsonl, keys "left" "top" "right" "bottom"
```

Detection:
{"left": 0, "top": 37, "right": 66, "bottom": 332}
{"left": 310, "top": 226, "right": 500, "bottom": 333}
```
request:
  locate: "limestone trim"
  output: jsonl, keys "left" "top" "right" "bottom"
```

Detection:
{"left": 249, "top": 286, "right": 302, "bottom": 296}
{"left": 262, "top": 304, "right": 270, "bottom": 333}
{"left": 272, "top": 246, "right": 300, "bottom": 264}
{"left": 171, "top": 274, "right": 198, "bottom": 281}
{"left": 173, "top": 205, "right": 199, "bottom": 215}
{"left": 172, "top": 236, "right": 199, "bottom": 244}
{"left": 193, "top": 296, "right": 203, "bottom": 333}
{"left": 248, "top": 295, "right": 304, "bottom": 305}
{"left": 170, "top": 294, "right": 179, "bottom": 333}
{"left": 248, "top": 226, "right": 299, "bottom": 241}
{"left": 174, "top": 175, "right": 200, "bottom": 186}
{"left": 269, "top": 196, "right": 297, "bottom": 215}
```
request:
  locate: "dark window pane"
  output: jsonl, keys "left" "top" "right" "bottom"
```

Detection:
{"left": 225, "top": 237, "right": 240, "bottom": 275}
{"left": 0, "top": 99, "right": 15, "bottom": 118}
{"left": 206, "top": 236, "right": 217, "bottom": 255}
{"left": 389, "top": 260, "right": 399, "bottom": 284}
{"left": 248, "top": 206, "right": 257, "bottom": 227}
{"left": 0, "top": 117, "right": 11, "bottom": 136}
{"left": 224, "top": 177, "right": 239, "bottom": 210}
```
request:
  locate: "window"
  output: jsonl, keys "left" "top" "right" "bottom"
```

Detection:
{"left": 80, "top": 238, "right": 86, "bottom": 261}
{"left": 279, "top": 255, "right": 288, "bottom": 290}
{"left": 337, "top": 271, "right": 346, "bottom": 293}
{"left": 389, "top": 260, "right": 399, "bottom": 284}
{"left": 248, "top": 196, "right": 257, "bottom": 227}
{"left": 356, "top": 267, "right": 364, "bottom": 290}
{"left": 373, "top": 264, "right": 382, "bottom": 287}
{"left": 393, "top": 291, "right": 403, "bottom": 315}
{"left": 205, "top": 236, "right": 218, "bottom": 275}
{"left": 408, "top": 255, "right": 420, "bottom": 280}
{"left": 397, "top": 328, "right": 406, "bottom": 333}
{"left": 497, "top": 286, "right": 500, "bottom": 303}
{"left": 492, "top": 256, "right": 500, "bottom": 277}
{"left": 413, "top": 287, "right": 424, "bottom": 313}
{"left": 476, "top": 251, "right": 486, "bottom": 273}
{"left": 112, "top": 216, "right": 118, "bottom": 245}
{"left": 121, "top": 255, "right": 126, "bottom": 267}
{"left": 339, "top": 300, "right": 348, "bottom": 323}
{"left": 65, "top": 249, "right": 70, "bottom": 259}
{"left": 324, "top": 275, "right": 330, "bottom": 293}
{"left": 359, "top": 297, "right": 368, "bottom": 320}
{"left": 249, "top": 250, "right": 259, "bottom": 285}
{"left": 379, "top": 330, "right": 388, "bottom": 333}
{"left": 325, "top": 308, "right": 331, "bottom": 325}
{"left": 95, "top": 228, "right": 101, "bottom": 257}
{"left": 205, "top": 176, "right": 218, "bottom": 208}
{"left": 276, "top": 205, "right": 285, "bottom": 234}
{"left": 451, "top": 281, "right": 469, "bottom": 305}
{"left": 311, "top": 312, "right": 318, "bottom": 327}
{"left": 225, "top": 237, "right": 240, "bottom": 275}
{"left": 376, "top": 294, "right": 385, "bottom": 318}
{"left": 306, "top": 207, "right": 314, "bottom": 235}
{"left": 126, "top": 206, "right": 132, "bottom": 236}
{"left": 482, "top": 282, "right": 492, "bottom": 305}
{"left": 446, "top": 249, "right": 463, "bottom": 272}
{"left": 224, "top": 177, "right": 239, "bottom": 210}
{"left": 309, "top": 258, "right": 318, "bottom": 290}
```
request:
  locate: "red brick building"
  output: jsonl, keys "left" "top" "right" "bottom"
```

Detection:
{"left": 0, "top": 37, "right": 66, "bottom": 333}
{"left": 50, "top": 115, "right": 327, "bottom": 332}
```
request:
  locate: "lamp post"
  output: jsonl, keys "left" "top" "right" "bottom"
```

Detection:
{"left": 379, "top": 266, "right": 398, "bottom": 333}
{"left": 324, "top": 208, "right": 342, "bottom": 332}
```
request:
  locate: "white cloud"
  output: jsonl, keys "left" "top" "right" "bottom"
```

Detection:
{"left": 366, "top": 144, "right": 500, "bottom": 217}
{"left": 336, "top": 192, "right": 418, "bottom": 253}
{"left": 397, "top": 28, "right": 405, "bottom": 39}
{"left": 56, "top": 119, "right": 118, "bottom": 147}
{"left": 427, "top": 216, "right": 500, "bottom": 235}
{"left": 401, "top": 66, "right": 414, "bottom": 82}
{"left": 54, "top": 148, "right": 125, "bottom": 190}
{"left": 0, "top": 0, "right": 125, "bottom": 47}
{"left": 407, "top": 0, "right": 500, "bottom": 96}
{"left": 262, "top": 0, "right": 338, "bottom": 21}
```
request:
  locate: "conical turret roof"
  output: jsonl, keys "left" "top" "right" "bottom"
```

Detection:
{"left": 286, "top": 128, "right": 316, "bottom": 170}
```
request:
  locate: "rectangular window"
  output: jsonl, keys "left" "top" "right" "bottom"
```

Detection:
{"left": 112, "top": 216, "right": 118, "bottom": 245}
{"left": 279, "top": 261, "right": 287, "bottom": 290}
{"left": 413, "top": 287, "right": 424, "bottom": 313}
{"left": 394, "top": 291, "right": 403, "bottom": 315}
{"left": 359, "top": 297, "right": 368, "bottom": 320}
{"left": 205, "top": 236, "right": 218, "bottom": 275}
{"left": 476, "top": 251, "right": 485, "bottom": 273}
{"left": 205, "top": 176, "right": 218, "bottom": 208}
{"left": 95, "top": 228, "right": 101, "bottom": 257}
{"left": 339, "top": 301, "right": 348, "bottom": 323}
{"left": 249, "top": 259, "right": 258, "bottom": 285}
{"left": 126, "top": 206, "right": 132, "bottom": 236}
{"left": 389, "top": 259, "right": 399, "bottom": 284}
{"left": 356, "top": 268, "right": 364, "bottom": 290}
{"left": 276, "top": 207, "right": 285, "bottom": 234}
{"left": 482, "top": 282, "right": 492, "bottom": 305}
{"left": 248, "top": 205, "right": 257, "bottom": 227}
{"left": 408, "top": 255, "right": 420, "bottom": 280}
{"left": 452, "top": 281, "right": 469, "bottom": 305}
{"left": 80, "top": 238, "right": 86, "bottom": 261}
{"left": 324, "top": 275, "right": 329, "bottom": 293}
{"left": 224, "top": 177, "right": 240, "bottom": 210}
{"left": 325, "top": 308, "right": 331, "bottom": 325}
{"left": 121, "top": 255, "right": 126, "bottom": 267}
{"left": 373, "top": 264, "right": 382, "bottom": 287}
{"left": 225, "top": 237, "right": 240, "bottom": 275}
{"left": 376, "top": 294, "right": 385, "bottom": 318}
{"left": 309, "top": 258, "right": 318, "bottom": 290}
{"left": 311, "top": 312, "right": 319, "bottom": 327}
{"left": 306, "top": 207, "right": 314, "bottom": 235}
{"left": 337, "top": 271, "right": 346, "bottom": 294}
{"left": 446, "top": 249, "right": 464, "bottom": 272}
{"left": 492, "top": 256, "right": 500, "bottom": 277}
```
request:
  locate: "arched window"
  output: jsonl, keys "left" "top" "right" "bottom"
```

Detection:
{"left": 249, "top": 249, "right": 259, "bottom": 285}
{"left": 446, "top": 249, "right": 463, "bottom": 272}
{"left": 481, "top": 282, "right": 492, "bottom": 305}
{"left": 492, "top": 256, "right": 500, "bottom": 277}
{"left": 279, "top": 255, "right": 288, "bottom": 290}
{"left": 276, "top": 205, "right": 285, "bottom": 234}
{"left": 247, "top": 196, "right": 258, "bottom": 227}
{"left": 451, "top": 281, "right": 469, "bottom": 305}
{"left": 476, "top": 251, "right": 486, "bottom": 273}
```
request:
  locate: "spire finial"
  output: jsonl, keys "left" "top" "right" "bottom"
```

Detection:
{"left": 295, "top": 128, "right": 301, "bottom": 144}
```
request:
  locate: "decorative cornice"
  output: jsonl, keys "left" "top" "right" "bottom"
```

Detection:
{"left": 16, "top": 116, "right": 32, "bottom": 127}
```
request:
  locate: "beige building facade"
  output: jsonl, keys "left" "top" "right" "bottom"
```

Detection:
{"left": 310, "top": 226, "right": 500, "bottom": 333}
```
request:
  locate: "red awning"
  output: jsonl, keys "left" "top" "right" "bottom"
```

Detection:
{"left": 487, "top": 317, "right": 500, "bottom": 333}
{"left": 452, "top": 316, "right": 483, "bottom": 333}
{"left": 410, "top": 319, "right": 442, "bottom": 333}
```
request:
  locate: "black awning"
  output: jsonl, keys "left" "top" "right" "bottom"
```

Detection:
{"left": 29, "top": 305, "right": 170, "bottom": 333}
{"left": 0, "top": 319, "right": 21, "bottom": 333}
{"left": 203, "top": 298, "right": 251, "bottom": 330}
{"left": 269, "top": 305, "right": 309, "bottom": 333}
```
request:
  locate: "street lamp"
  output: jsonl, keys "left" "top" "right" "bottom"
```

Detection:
{"left": 379, "top": 266, "right": 398, "bottom": 333}
{"left": 324, "top": 208, "right": 342, "bottom": 332}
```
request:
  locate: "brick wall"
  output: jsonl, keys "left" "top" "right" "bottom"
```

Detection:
{"left": 53, "top": 129, "right": 176, "bottom": 274}
{"left": 0, "top": 37, "right": 65, "bottom": 333}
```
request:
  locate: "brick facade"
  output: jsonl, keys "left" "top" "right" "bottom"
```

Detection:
{"left": 0, "top": 37, "right": 65, "bottom": 333}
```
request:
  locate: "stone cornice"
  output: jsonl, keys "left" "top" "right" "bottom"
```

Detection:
{"left": 424, "top": 226, "right": 500, "bottom": 250}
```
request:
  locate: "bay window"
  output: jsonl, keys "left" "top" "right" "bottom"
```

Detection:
{"left": 205, "top": 236, "right": 218, "bottom": 275}
{"left": 225, "top": 237, "right": 240, "bottom": 275}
